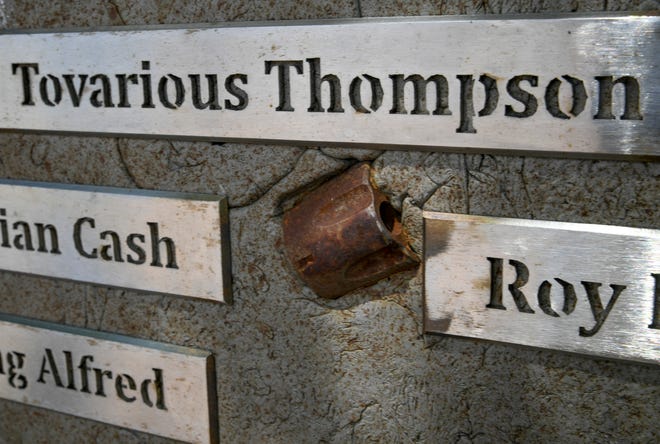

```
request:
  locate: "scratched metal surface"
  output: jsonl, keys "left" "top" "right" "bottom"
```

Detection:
{"left": 0, "top": 14, "right": 657, "bottom": 159}
{"left": 0, "top": 180, "right": 231, "bottom": 303}
{"left": 423, "top": 212, "right": 660, "bottom": 365}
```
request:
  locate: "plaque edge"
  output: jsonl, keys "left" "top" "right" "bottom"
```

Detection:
{"left": 1, "top": 129, "right": 658, "bottom": 162}
{"left": 0, "top": 11, "right": 655, "bottom": 35}
{"left": 0, "top": 312, "right": 214, "bottom": 357}
{"left": 422, "top": 211, "right": 660, "bottom": 237}
{"left": 421, "top": 328, "right": 660, "bottom": 367}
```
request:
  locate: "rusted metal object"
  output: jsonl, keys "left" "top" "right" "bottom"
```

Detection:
{"left": 282, "top": 163, "right": 419, "bottom": 298}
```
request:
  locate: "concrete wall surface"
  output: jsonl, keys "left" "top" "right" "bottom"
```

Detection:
{"left": 0, "top": 1, "right": 658, "bottom": 443}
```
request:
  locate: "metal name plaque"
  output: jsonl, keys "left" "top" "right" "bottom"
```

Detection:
{"left": 424, "top": 212, "right": 660, "bottom": 364}
{"left": 0, "top": 313, "right": 218, "bottom": 443}
{"left": 0, "top": 14, "right": 657, "bottom": 158}
{"left": 0, "top": 180, "right": 230, "bottom": 303}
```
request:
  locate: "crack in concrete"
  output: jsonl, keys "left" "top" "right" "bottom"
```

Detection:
{"left": 0, "top": 0, "right": 8, "bottom": 29}
{"left": 230, "top": 149, "right": 306, "bottom": 210}
{"left": 340, "top": 401, "right": 379, "bottom": 441}
{"left": 107, "top": 0, "right": 127, "bottom": 25}
{"left": 455, "top": 415, "right": 485, "bottom": 443}
{"left": 463, "top": 154, "right": 471, "bottom": 214}
{"left": 384, "top": 296, "right": 422, "bottom": 335}
{"left": 520, "top": 157, "right": 533, "bottom": 216}
{"left": 82, "top": 286, "right": 89, "bottom": 329}
{"left": 29, "top": 146, "right": 47, "bottom": 166}
{"left": 116, "top": 141, "right": 141, "bottom": 187}
{"left": 166, "top": 141, "right": 209, "bottom": 171}
{"left": 97, "top": 293, "right": 108, "bottom": 330}
{"left": 271, "top": 154, "right": 353, "bottom": 215}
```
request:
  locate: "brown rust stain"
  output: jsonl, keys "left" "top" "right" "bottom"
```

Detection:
{"left": 282, "top": 163, "right": 419, "bottom": 299}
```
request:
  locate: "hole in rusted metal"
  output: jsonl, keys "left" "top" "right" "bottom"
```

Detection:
{"left": 379, "top": 201, "right": 399, "bottom": 232}
{"left": 282, "top": 162, "right": 418, "bottom": 298}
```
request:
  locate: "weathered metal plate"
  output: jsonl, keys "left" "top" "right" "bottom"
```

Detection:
{"left": 0, "top": 180, "right": 231, "bottom": 303}
{"left": 0, "top": 14, "right": 657, "bottom": 159}
{"left": 0, "top": 313, "right": 218, "bottom": 444}
{"left": 423, "top": 212, "right": 660, "bottom": 364}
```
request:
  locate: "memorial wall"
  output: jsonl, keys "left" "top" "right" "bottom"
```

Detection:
{"left": 0, "top": 1, "right": 658, "bottom": 443}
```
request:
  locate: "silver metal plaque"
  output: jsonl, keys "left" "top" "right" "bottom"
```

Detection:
{"left": 0, "top": 313, "right": 218, "bottom": 444}
{"left": 424, "top": 212, "right": 660, "bottom": 364}
{"left": 0, "top": 14, "right": 657, "bottom": 158}
{"left": 0, "top": 180, "right": 230, "bottom": 303}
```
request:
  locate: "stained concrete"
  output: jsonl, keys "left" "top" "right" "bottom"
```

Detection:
{"left": 0, "top": 1, "right": 658, "bottom": 443}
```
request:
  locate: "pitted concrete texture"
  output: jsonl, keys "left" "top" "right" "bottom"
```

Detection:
{"left": 0, "top": 1, "right": 659, "bottom": 443}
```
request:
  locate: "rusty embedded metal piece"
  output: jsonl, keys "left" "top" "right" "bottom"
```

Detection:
{"left": 282, "top": 163, "right": 419, "bottom": 299}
